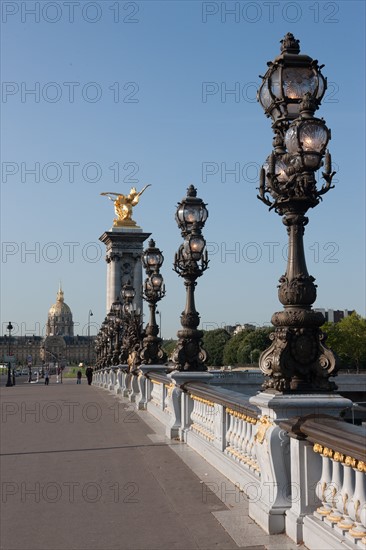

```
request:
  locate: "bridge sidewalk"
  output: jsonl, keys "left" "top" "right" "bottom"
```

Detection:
{"left": 0, "top": 379, "right": 304, "bottom": 550}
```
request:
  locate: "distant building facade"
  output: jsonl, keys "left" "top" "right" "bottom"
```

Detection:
{"left": 0, "top": 286, "right": 96, "bottom": 367}
{"left": 314, "top": 309, "right": 354, "bottom": 323}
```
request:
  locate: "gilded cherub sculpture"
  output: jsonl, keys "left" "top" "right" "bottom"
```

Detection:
{"left": 101, "top": 185, "right": 151, "bottom": 227}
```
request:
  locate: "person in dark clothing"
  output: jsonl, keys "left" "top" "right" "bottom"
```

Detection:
{"left": 85, "top": 367, "right": 93, "bottom": 386}
{"left": 76, "top": 370, "right": 82, "bottom": 384}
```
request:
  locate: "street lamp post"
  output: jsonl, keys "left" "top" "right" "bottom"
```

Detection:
{"left": 121, "top": 281, "right": 143, "bottom": 370}
{"left": 172, "top": 185, "right": 209, "bottom": 371}
{"left": 256, "top": 33, "right": 337, "bottom": 392}
{"left": 109, "top": 298, "right": 124, "bottom": 365}
{"left": 156, "top": 310, "right": 162, "bottom": 338}
{"left": 6, "top": 322, "right": 13, "bottom": 387}
{"left": 140, "top": 239, "right": 167, "bottom": 365}
{"left": 88, "top": 309, "right": 93, "bottom": 365}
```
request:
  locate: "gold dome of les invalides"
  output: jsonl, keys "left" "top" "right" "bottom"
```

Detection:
{"left": 48, "top": 287, "right": 72, "bottom": 316}
{"left": 46, "top": 284, "right": 74, "bottom": 337}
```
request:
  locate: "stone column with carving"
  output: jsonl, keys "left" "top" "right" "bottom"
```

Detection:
{"left": 100, "top": 228, "right": 151, "bottom": 314}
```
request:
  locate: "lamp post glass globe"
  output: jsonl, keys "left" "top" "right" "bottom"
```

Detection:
{"left": 122, "top": 283, "right": 135, "bottom": 302}
{"left": 285, "top": 118, "right": 330, "bottom": 170}
{"left": 142, "top": 239, "right": 164, "bottom": 271}
{"left": 257, "top": 33, "right": 327, "bottom": 124}
{"left": 175, "top": 185, "right": 208, "bottom": 236}
{"left": 111, "top": 298, "right": 123, "bottom": 317}
{"left": 151, "top": 274, "right": 163, "bottom": 291}
{"left": 182, "top": 235, "right": 206, "bottom": 261}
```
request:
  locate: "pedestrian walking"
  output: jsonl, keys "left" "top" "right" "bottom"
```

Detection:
{"left": 77, "top": 370, "right": 82, "bottom": 384}
{"left": 45, "top": 368, "right": 50, "bottom": 385}
{"left": 85, "top": 366, "right": 93, "bottom": 386}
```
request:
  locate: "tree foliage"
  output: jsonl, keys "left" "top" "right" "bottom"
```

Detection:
{"left": 323, "top": 312, "right": 366, "bottom": 372}
{"left": 202, "top": 329, "right": 231, "bottom": 366}
{"left": 222, "top": 327, "right": 272, "bottom": 366}
{"left": 162, "top": 339, "right": 177, "bottom": 359}
{"left": 222, "top": 330, "right": 252, "bottom": 365}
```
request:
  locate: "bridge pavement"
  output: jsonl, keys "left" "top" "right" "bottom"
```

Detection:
{"left": 0, "top": 378, "right": 304, "bottom": 550}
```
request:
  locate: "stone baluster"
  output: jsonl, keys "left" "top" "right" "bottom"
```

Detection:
{"left": 129, "top": 373, "right": 139, "bottom": 402}
{"left": 114, "top": 367, "right": 122, "bottom": 394}
{"left": 247, "top": 422, "right": 257, "bottom": 466}
{"left": 315, "top": 446, "right": 334, "bottom": 516}
{"left": 326, "top": 453, "right": 344, "bottom": 524}
{"left": 232, "top": 414, "right": 239, "bottom": 452}
{"left": 248, "top": 421, "right": 258, "bottom": 469}
{"left": 198, "top": 401, "right": 204, "bottom": 428}
{"left": 239, "top": 418, "right": 249, "bottom": 461}
{"left": 233, "top": 415, "right": 242, "bottom": 460}
{"left": 336, "top": 459, "right": 355, "bottom": 531}
{"left": 226, "top": 412, "right": 234, "bottom": 451}
{"left": 236, "top": 417, "right": 245, "bottom": 461}
{"left": 348, "top": 462, "right": 366, "bottom": 540}
{"left": 191, "top": 398, "right": 198, "bottom": 426}
{"left": 120, "top": 370, "right": 128, "bottom": 396}
{"left": 108, "top": 368, "right": 115, "bottom": 390}
{"left": 208, "top": 402, "right": 215, "bottom": 437}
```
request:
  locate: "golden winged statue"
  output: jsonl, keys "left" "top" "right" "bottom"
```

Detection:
{"left": 101, "top": 185, "right": 151, "bottom": 227}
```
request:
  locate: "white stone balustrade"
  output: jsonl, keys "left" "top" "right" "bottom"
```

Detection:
{"left": 190, "top": 395, "right": 215, "bottom": 442}
{"left": 310, "top": 444, "right": 366, "bottom": 548}
{"left": 224, "top": 408, "right": 259, "bottom": 474}
{"left": 91, "top": 368, "right": 364, "bottom": 550}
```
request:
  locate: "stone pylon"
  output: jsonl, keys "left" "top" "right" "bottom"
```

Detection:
{"left": 99, "top": 227, "right": 151, "bottom": 313}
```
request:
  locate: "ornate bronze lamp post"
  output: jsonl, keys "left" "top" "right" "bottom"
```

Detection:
{"left": 257, "top": 33, "right": 337, "bottom": 392}
{"left": 140, "top": 239, "right": 167, "bottom": 364}
{"left": 106, "top": 310, "right": 116, "bottom": 366}
{"left": 172, "top": 185, "right": 209, "bottom": 371}
{"left": 100, "top": 318, "right": 109, "bottom": 367}
{"left": 109, "top": 297, "right": 124, "bottom": 365}
{"left": 121, "top": 281, "right": 143, "bottom": 370}
{"left": 87, "top": 309, "right": 93, "bottom": 365}
{"left": 6, "top": 322, "right": 13, "bottom": 387}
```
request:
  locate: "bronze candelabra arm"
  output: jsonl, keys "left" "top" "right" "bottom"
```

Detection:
{"left": 318, "top": 151, "right": 336, "bottom": 196}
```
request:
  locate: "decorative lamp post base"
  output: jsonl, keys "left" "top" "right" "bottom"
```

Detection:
{"left": 172, "top": 328, "right": 207, "bottom": 372}
{"left": 260, "top": 309, "right": 337, "bottom": 393}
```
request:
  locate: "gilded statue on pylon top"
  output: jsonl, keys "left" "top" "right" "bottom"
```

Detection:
{"left": 101, "top": 185, "right": 151, "bottom": 227}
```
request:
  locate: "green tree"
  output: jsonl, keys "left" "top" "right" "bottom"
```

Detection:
{"left": 162, "top": 339, "right": 177, "bottom": 359}
{"left": 222, "top": 329, "right": 254, "bottom": 365}
{"left": 322, "top": 321, "right": 341, "bottom": 352}
{"left": 251, "top": 349, "right": 262, "bottom": 363}
{"left": 202, "top": 329, "right": 231, "bottom": 366}
{"left": 242, "top": 327, "right": 272, "bottom": 353}
{"left": 323, "top": 313, "right": 366, "bottom": 372}
{"left": 222, "top": 327, "right": 272, "bottom": 366}
{"left": 237, "top": 343, "right": 251, "bottom": 364}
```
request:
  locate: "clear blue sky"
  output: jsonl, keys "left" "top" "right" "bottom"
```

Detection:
{"left": 1, "top": 0, "right": 365, "bottom": 339}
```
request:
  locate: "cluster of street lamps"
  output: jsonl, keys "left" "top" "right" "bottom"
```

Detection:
{"left": 93, "top": 185, "right": 211, "bottom": 373}
{"left": 94, "top": 239, "right": 167, "bottom": 370}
